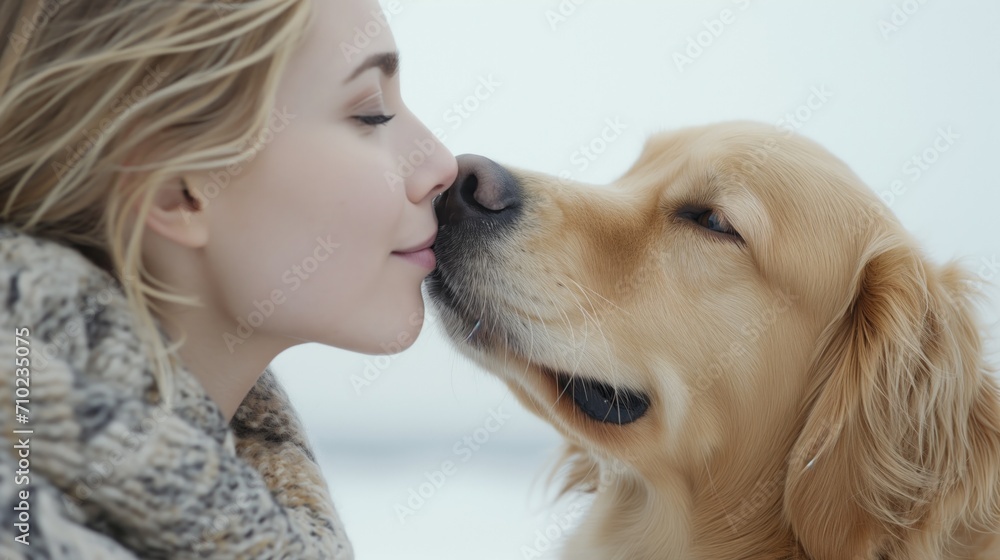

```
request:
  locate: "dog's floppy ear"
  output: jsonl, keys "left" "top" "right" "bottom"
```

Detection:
{"left": 783, "top": 236, "right": 1000, "bottom": 559}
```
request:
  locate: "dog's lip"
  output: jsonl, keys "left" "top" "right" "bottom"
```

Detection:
{"left": 543, "top": 367, "right": 651, "bottom": 425}
{"left": 425, "top": 276, "right": 494, "bottom": 350}
{"left": 427, "top": 272, "right": 651, "bottom": 425}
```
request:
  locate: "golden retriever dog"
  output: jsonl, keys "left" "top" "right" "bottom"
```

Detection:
{"left": 426, "top": 121, "right": 1000, "bottom": 559}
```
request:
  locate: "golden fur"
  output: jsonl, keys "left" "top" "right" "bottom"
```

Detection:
{"left": 430, "top": 121, "right": 1000, "bottom": 559}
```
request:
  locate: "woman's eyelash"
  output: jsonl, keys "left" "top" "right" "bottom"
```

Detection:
{"left": 353, "top": 114, "right": 396, "bottom": 127}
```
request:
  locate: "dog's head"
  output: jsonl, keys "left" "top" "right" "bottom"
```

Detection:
{"left": 427, "top": 121, "right": 1000, "bottom": 558}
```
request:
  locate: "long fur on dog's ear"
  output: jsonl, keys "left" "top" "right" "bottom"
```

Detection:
{"left": 784, "top": 235, "right": 1000, "bottom": 559}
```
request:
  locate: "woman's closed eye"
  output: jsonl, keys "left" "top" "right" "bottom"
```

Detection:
{"left": 353, "top": 113, "right": 396, "bottom": 127}
{"left": 348, "top": 89, "right": 395, "bottom": 128}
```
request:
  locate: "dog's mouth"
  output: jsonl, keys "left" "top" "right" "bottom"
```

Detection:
{"left": 546, "top": 368, "right": 651, "bottom": 425}
{"left": 428, "top": 270, "right": 651, "bottom": 426}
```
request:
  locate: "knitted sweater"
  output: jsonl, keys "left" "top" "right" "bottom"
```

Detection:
{"left": 0, "top": 225, "right": 354, "bottom": 559}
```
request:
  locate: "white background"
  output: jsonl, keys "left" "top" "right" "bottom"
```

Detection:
{"left": 273, "top": 1, "right": 1000, "bottom": 559}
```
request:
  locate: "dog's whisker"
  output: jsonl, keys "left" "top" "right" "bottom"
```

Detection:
{"left": 568, "top": 276, "right": 630, "bottom": 315}
{"left": 541, "top": 287, "right": 583, "bottom": 406}
{"left": 549, "top": 284, "right": 580, "bottom": 369}
{"left": 520, "top": 289, "right": 545, "bottom": 391}
{"left": 556, "top": 280, "right": 595, "bottom": 378}
{"left": 562, "top": 285, "right": 592, "bottom": 378}
{"left": 481, "top": 293, "right": 518, "bottom": 394}
{"left": 463, "top": 318, "right": 481, "bottom": 342}
{"left": 567, "top": 277, "right": 618, "bottom": 380}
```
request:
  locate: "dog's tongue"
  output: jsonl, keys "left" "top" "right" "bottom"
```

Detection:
{"left": 555, "top": 373, "right": 650, "bottom": 425}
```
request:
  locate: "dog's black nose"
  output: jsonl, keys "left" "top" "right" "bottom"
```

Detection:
{"left": 435, "top": 154, "right": 521, "bottom": 226}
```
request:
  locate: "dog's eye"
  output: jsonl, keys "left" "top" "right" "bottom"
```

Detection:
{"left": 680, "top": 207, "right": 740, "bottom": 239}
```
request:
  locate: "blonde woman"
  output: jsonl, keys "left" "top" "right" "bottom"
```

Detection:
{"left": 0, "top": 0, "right": 456, "bottom": 557}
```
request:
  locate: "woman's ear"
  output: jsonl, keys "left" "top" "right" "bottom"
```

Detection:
{"left": 783, "top": 237, "right": 1000, "bottom": 559}
{"left": 143, "top": 177, "right": 210, "bottom": 249}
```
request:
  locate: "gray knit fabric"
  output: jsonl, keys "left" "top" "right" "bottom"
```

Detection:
{"left": 0, "top": 225, "right": 353, "bottom": 559}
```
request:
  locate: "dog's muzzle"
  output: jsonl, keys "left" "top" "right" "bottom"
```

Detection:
{"left": 428, "top": 155, "right": 651, "bottom": 426}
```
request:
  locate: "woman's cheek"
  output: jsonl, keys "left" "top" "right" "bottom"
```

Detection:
{"left": 338, "top": 150, "right": 407, "bottom": 237}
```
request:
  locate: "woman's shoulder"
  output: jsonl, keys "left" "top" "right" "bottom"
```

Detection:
{"left": 0, "top": 225, "right": 151, "bottom": 398}
{"left": 0, "top": 224, "right": 121, "bottom": 296}
{"left": 0, "top": 225, "right": 130, "bottom": 343}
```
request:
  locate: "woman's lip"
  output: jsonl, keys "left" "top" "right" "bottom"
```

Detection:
{"left": 395, "top": 231, "right": 437, "bottom": 253}
{"left": 392, "top": 247, "right": 436, "bottom": 269}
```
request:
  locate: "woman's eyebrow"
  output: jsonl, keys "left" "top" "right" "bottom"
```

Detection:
{"left": 343, "top": 51, "right": 399, "bottom": 84}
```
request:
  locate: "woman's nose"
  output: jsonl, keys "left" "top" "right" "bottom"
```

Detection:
{"left": 434, "top": 154, "right": 522, "bottom": 227}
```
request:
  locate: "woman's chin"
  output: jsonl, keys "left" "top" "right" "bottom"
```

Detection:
{"left": 353, "top": 311, "right": 425, "bottom": 355}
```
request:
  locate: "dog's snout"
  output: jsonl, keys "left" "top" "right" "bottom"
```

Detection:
{"left": 436, "top": 154, "right": 521, "bottom": 226}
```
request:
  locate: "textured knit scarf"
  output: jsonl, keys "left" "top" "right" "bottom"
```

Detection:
{"left": 0, "top": 225, "right": 353, "bottom": 559}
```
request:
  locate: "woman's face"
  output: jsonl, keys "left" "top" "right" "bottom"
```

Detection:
{"left": 190, "top": 0, "right": 457, "bottom": 354}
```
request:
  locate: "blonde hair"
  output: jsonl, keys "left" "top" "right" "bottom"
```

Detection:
{"left": 0, "top": 0, "right": 314, "bottom": 408}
